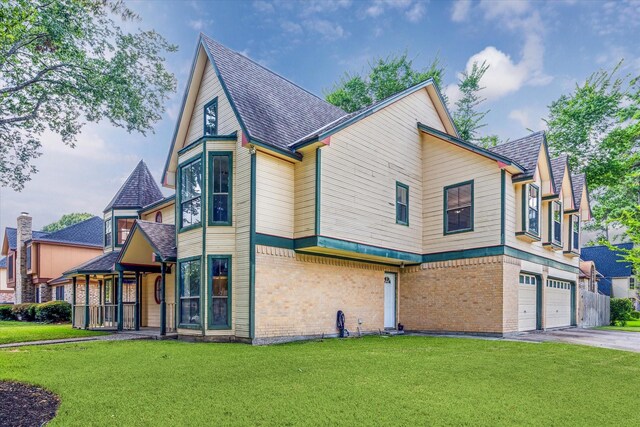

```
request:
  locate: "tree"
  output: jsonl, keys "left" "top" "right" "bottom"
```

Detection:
{"left": 451, "top": 61, "right": 499, "bottom": 147}
{"left": 42, "top": 212, "right": 94, "bottom": 232}
{"left": 545, "top": 62, "right": 640, "bottom": 242}
{"left": 325, "top": 52, "right": 445, "bottom": 113}
{"left": 0, "top": 0, "right": 177, "bottom": 191}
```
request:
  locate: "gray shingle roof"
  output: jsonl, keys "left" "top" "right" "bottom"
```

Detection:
{"left": 202, "top": 34, "right": 346, "bottom": 151}
{"left": 104, "top": 160, "right": 164, "bottom": 212}
{"left": 572, "top": 173, "right": 586, "bottom": 207}
{"left": 581, "top": 243, "right": 633, "bottom": 278}
{"left": 0, "top": 257, "right": 6, "bottom": 268}
{"left": 64, "top": 251, "right": 120, "bottom": 275}
{"left": 549, "top": 155, "right": 568, "bottom": 194}
{"left": 33, "top": 216, "right": 103, "bottom": 247}
{"left": 489, "top": 131, "right": 545, "bottom": 177}
{"left": 4, "top": 228, "right": 49, "bottom": 251}
{"left": 133, "top": 220, "right": 176, "bottom": 262}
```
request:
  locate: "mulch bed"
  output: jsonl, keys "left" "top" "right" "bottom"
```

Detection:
{"left": 0, "top": 381, "right": 59, "bottom": 426}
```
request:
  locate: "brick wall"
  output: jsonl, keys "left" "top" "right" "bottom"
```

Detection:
{"left": 399, "top": 256, "right": 510, "bottom": 335}
{"left": 254, "top": 246, "right": 398, "bottom": 340}
{"left": 501, "top": 257, "right": 522, "bottom": 333}
{"left": 0, "top": 291, "right": 14, "bottom": 304}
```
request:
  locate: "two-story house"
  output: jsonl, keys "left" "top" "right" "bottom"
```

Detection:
{"left": 1, "top": 214, "right": 104, "bottom": 304}
{"left": 67, "top": 34, "right": 591, "bottom": 343}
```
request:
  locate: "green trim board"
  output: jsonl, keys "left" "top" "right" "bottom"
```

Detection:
{"left": 443, "top": 180, "right": 474, "bottom": 235}
{"left": 395, "top": 181, "right": 409, "bottom": 226}
{"left": 250, "top": 137, "right": 302, "bottom": 161}
{"left": 178, "top": 133, "right": 238, "bottom": 156}
{"left": 201, "top": 141, "right": 207, "bottom": 334}
{"left": 500, "top": 170, "right": 506, "bottom": 245}
{"left": 417, "top": 123, "right": 525, "bottom": 171}
{"left": 315, "top": 147, "right": 321, "bottom": 235}
{"left": 203, "top": 97, "right": 218, "bottom": 136}
{"left": 113, "top": 215, "right": 138, "bottom": 248}
{"left": 295, "top": 235, "right": 422, "bottom": 264}
{"left": 177, "top": 154, "right": 204, "bottom": 233}
{"left": 208, "top": 151, "right": 233, "bottom": 226}
{"left": 255, "top": 233, "right": 294, "bottom": 249}
{"left": 176, "top": 255, "right": 202, "bottom": 330}
{"left": 138, "top": 195, "right": 176, "bottom": 215}
{"left": 207, "top": 254, "right": 232, "bottom": 330}
{"left": 249, "top": 150, "right": 256, "bottom": 339}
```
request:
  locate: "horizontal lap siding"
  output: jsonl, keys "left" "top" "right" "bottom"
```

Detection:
{"left": 256, "top": 152, "right": 295, "bottom": 238}
{"left": 422, "top": 137, "right": 501, "bottom": 253}
{"left": 142, "top": 272, "right": 176, "bottom": 328}
{"left": 141, "top": 204, "right": 175, "bottom": 225}
{"left": 320, "top": 90, "right": 442, "bottom": 254}
{"left": 294, "top": 148, "right": 316, "bottom": 239}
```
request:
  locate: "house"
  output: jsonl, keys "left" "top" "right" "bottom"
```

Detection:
{"left": 581, "top": 243, "right": 638, "bottom": 308}
{"left": 66, "top": 34, "right": 591, "bottom": 343}
{"left": 1, "top": 214, "right": 104, "bottom": 304}
{"left": 578, "top": 260, "right": 601, "bottom": 293}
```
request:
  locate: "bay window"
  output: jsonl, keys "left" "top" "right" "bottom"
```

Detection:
{"left": 179, "top": 258, "right": 201, "bottom": 327}
{"left": 571, "top": 215, "right": 580, "bottom": 252}
{"left": 524, "top": 184, "right": 540, "bottom": 236}
{"left": 116, "top": 218, "right": 135, "bottom": 246}
{"left": 105, "top": 218, "right": 112, "bottom": 247}
{"left": 209, "top": 152, "right": 232, "bottom": 225}
{"left": 209, "top": 256, "right": 231, "bottom": 328}
{"left": 551, "top": 201, "right": 562, "bottom": 246}
{"left": 179, "top": 158, "right": 202, "bottom": 230}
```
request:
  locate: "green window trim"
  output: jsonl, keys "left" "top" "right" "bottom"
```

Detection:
{"left": 177, "top": 256, "right": 202, "bottom": 330}
{"left": 177, "top": 155, "right": 204, "bottom": 233}
{"left": 207, "top": 254, "right": 232, "bottom": 329}
{"left": 521, "top": 183, "right": 540, "bottom": 237}
{"left": 396, "top": 181, "right": 409, "bottom": 226}
{"left": 549, "top": 200, "right": 562, "bottom": 246}
{"left": 104, "top": 217, "right": 112, "bottom": 248}
{"left": 443, "top": 180, "right": 474, "bottom": 235}
{"left": 208, "top": 151, "right": 233, "bottom": 226}
{"left": 203, "top": 97, "right": 218, "bottom": 136}
{"left": 570, "top": 214, "right": 580, "bottom": 252}
{"left": 113, "top": 216, "right": 138, "bottom": 248}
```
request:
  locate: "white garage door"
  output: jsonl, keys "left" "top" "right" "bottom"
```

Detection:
{"left": 518, "top": 274, "right": 538, "bottom": 331}
{"left": 545, "top": 279, "right": 572, "bottom": 328}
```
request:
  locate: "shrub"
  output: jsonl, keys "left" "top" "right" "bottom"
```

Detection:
{"left": 610, "top": 298, "right": 634, "bottom": 326}
{"left": 35, "top": 301, "right": 71, "bottom": 323}
{"left": 0, "top": 305, "right": 15, "bottom": 320}
{"left": 11, "top": 303, "right": 37, "bottom": 321}
{"left": 630, "top": 311, "right": 640, "bottom": 320}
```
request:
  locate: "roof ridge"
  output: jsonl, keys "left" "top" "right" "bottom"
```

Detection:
{"left": 201, "top": 34, "right": 340, "bottom": 109}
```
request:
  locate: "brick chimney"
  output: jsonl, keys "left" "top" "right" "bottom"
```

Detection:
{"left": 15, "top": 212, "right": 34, "bottom": 303}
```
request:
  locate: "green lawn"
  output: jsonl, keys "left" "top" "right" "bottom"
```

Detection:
{"left": 0, "top": 321, "right": 108, "bottom": 345}
{"left": 598, "top": 319, "right": 640, "bottom": 332}
{"left": 1, "top": 336, "right": 639, "bottom": 426}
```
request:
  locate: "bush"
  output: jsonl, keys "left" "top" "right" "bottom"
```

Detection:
{"left": 610, "top": 298, "right": 634, "bottom": 326}
{"left": 630, "top": 311, "right": 640, "bottom": 320}
{"left": 35, "top": 301, "right": 71, "bottom": 323}
{"left": 0, "top": 305, "right": 15, "bottom": 320}
{"left": 11, "top": 303, "right": 37, "bottom": 321}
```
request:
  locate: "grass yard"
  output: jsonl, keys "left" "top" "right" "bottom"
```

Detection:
{"left": 598, "top": 318, "right": 640, "bottom": 332}
{"left": 1, "top": 336, "right": 639, "bottom": 426}
{"left": 0, "top": 321, "right": 108, "bottom": 345}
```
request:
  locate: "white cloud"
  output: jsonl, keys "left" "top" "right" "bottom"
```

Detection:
{"left": 252, "top": 0, "right": 274, "bottom": 13}
{"left": 406, "top": 2, "right": 426, "bottom": 22}
{"left": 281, "top": 21, "right": 303, "bottom": 34}
{"left": 451, "top": 0, "right": 472, "bottom": 22}
{"left": 479, "top": 0, "right": 530, "bottom": 20}
{"left": 509, "top": 108, "right": 546, "bottom": 131}
{"left": 187, "top": 19, "right": 212, "bottom": 31}
{"left": 508, "top": 109, "right": 531, "bottom": 129}
{"left": 305, "top": 19, "right": 348, "bottom": 41}
{"left": 363, "top": 0, "right": 425, "bottom": 22}
{"left": 300, "top": 0, "right": 352, "bottom": 16}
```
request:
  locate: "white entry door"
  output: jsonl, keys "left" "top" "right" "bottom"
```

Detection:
{"left": 384, "top": 273, "right": 396, "bottom": 329}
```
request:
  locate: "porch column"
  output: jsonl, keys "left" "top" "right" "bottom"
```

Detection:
{"left": 84, "top": 274, "right": 90, "bottom": 329}
{"left": 117, "top": 271, "right": 124, "bottom": 331}
{"left": 160, "top": 262, "right": 166, "bottom": 336}
{"left": 135, "top": 272, "right": 140, "bottom": 331}
{"left": 71, "top": 276, "right": 77, "bottom": 327}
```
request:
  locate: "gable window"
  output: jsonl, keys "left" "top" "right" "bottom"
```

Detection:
{"left": 105, "top": 218, "right": 112, "bottom": 247}
{"left": 7, "top": 254, "right": 13, "bottom": 280}
{"left": 396, "top": 182, "right": 409, "bottom": 226}
{"left": 444, "top": 181, "right": 473, "bottom": 234}
{"left": 571, "top": 215, "right": 580, "bottom": 252}
{"left": 209, "top": 152, "right": 232, "bottom": 225}
{"left": 551, "top": 201, "right": 562, "bottom": 245}
{"left": 525, "top": 184, "right": 540, "bottom": 236}
{"left": 116, "top": 218, "right": 136, "bottom": 246}
{"left": 209, "top": 256, "right": 231, "bottom": 328}
{"left": 204, "top": 98, "right": 218, "bottom": 136}
{"left": 179, "top": 258, "right": 201, "bottom": 327}
{"left": 55, "top": 286, "right": 65, "bottom": 301}
{"left": 179, "top": 158, "right": 202, "bottom": 230}
{"left": 26, "top": 245, "right": 32, "bottom": 271}
{"left": 155, "top": 211, "right": 163, "bottom": 223}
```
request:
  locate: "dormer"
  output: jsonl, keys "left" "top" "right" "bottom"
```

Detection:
{"left": 547, "top": 155, "right": 577, "bottom": 254}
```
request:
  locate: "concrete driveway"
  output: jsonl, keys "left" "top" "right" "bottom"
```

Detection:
{"left": 513, "top": 328, "right": 640, "bottom": 353}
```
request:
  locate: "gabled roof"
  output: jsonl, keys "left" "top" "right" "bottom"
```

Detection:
{"left": 571, "top": 173, "right": 586, "bottom": 207}
{"left": 549, "top": 155, "right": 568, "bottom": 194}
{"left": 64, "top": 250, "right": 120, "bottom": 275}
{"left": 581, "top": 243, "right": 634, "bottom": 278}
{"left": 30, "top": 216, "right": 103, "bottom": 247}
{"left": 3, "top": 228, "right": 49, "bottom": 251}
{"left": 104, "top": 160, "right": 164, "bottom": 212}
{"left": 118, "top": 220, "right": 176, "bottom": 263}
{"left": 202, "top": 34, "right": 345, "bottom": 151}
{"left": 0, "top": 257, "right": 6, "bottom": 268}
{"left": 490, "top": 131, "right": 546, "bottom": 178}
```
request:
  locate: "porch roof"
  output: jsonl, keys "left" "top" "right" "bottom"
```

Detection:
{"left": 116, "top": 220, "right": 176, "bottom": 267}
{"left": 63, "top": 250, "right": 120, "bottom": 276}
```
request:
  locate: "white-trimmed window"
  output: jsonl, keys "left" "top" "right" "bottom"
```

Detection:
{"left": 519, "top": 274, "right": 537, "bottom": 286}
{"left": 105, "top": 218, "right": 112, "bottom": 247}
{"left": 551, "top": 201, "right": 562, "bottom": 245}
{"left": 525, "top": 184, "right": 540, "bottom": 235}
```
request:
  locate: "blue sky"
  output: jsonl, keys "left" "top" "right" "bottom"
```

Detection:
{"left": 1, "top": 0, "right": 639, "bottom": 232}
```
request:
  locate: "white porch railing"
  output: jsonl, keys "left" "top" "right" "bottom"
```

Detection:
{"left": 88, "top": 304, "right": 118, "bottom": 329}
{"left": 73, "top": 305, "right": 85, "bottom": 328}
{"left": 166, "top": 302, "right": 176, "bottom": 333}
{"left": 123, "top": 303, "right": 136, "bottom": 330}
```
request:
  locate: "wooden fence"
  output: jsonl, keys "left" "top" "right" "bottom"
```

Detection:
{"left": 578, "top": 289, "right": 610, "bottom": 328}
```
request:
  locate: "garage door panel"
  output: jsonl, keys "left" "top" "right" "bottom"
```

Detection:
{"left": 518, "top": 274, "right": 538, "bottom": 331}
{"left": 545, "top": 279, "right": 572, "bottom": 328}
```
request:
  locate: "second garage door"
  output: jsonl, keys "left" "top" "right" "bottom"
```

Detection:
{"left": 545, "top": 279, "right": 572, "bottom": 328}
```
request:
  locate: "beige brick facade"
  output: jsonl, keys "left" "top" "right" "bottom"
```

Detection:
{"left": 254, "top": 245, "right": 399, "bottom": 341}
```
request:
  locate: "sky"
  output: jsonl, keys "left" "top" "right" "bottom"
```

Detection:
{"left": 1, "top": 0, "right": 640, "bottom": 233}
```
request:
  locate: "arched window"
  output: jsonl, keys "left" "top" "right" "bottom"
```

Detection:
{"left": 154, "top": 276, "right": 162, "bottom": 304}
{"left": 155, "top": 211, "right": 162, "bottom": 223}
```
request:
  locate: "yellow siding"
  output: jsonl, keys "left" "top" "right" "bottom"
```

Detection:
{"left": 422, "top": 135, "right": 502, "bottom": 253}
{"left": 320, "top": 89, "right": 444, "bottom": 254}
{"left": 142, "top": 272, "right": 176, "bottom": 328}
{"left": 141, "top": 203, "right": 175, "bottom": 225}
{"left": 294, "top": 148, "right": 316, "bottom": 239}
{"left": 256, "top": 152, "right": 295, "bottom": 238}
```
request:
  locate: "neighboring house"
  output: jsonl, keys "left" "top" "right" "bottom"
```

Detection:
{"left": 66, "top": 34, "right": 591, "bottom": 343}
{"left": 0, "top": 256, "right": 10, "bottom": 304}
{"left": 1, "top": 214, "right": 104, "bottom": 304}
{"left": 581, "top": 243, "right": 638, "bottom": 309}
{"left": 578, "top": 260, "right": 601, "bottom": 293}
